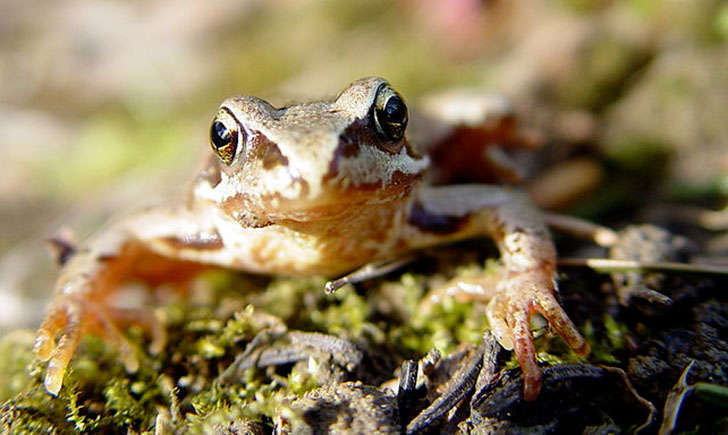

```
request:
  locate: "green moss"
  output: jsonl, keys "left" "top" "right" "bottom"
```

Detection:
{"left": 579, "top": 315, "right": 631, "bottom": 365}
{"left": 102, "top": 378, "right": 151, "bottom": 429}
{"left": 1, "top": 251, "right": 603, "bottom": 432}
{"left": 0, "top": 274, "right": 343, "bottom": 432}
{"left": 252, "top": 276, "right": 326, "bottom": 325}
{"left": 310, "top": 287, "right": 370, "bottom": 336}
{"left": 0, "top": 331, "right": 37, "bottom": 401}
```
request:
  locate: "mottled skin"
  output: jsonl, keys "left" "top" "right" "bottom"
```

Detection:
{"left": 35, "top": 77, "right": 588, "bottom": 401}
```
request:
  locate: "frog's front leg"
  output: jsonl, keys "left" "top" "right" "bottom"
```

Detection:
{"left": 404, "top": 185, "right": 589, "bottom": 401}
{"left": 35, "top": 206, "right": 221, "bottom": 395}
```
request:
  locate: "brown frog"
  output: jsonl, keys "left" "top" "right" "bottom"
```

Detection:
{"left": 35, "top": 77, "right": 588, "bottom": 401}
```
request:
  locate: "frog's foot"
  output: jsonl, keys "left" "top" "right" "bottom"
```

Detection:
{"left": 437, "top": 268, "right": 589, "bottom": 401}
{"left": 486, "top": 269, "right": 589, "bottom": 401}
{"left": 34, "top": 293, "right": 163, "bottom": 395}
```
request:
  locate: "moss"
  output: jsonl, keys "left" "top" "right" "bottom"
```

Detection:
{"left": 579, "top": 315, "right": 631, "bottom": 365}
{"left": 1, "top": 251, "right": 604, "bottom": 432}
{"left": 0, "top": 331, "right": 37, "bottom": 401}
{"left": 0, "top": 275, "right": 338, "bottom": 431}
{"left": 309, "top": 287, "right": 370, "bottom": 336}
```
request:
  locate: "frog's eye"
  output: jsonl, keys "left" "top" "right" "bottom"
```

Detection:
{"left": 373, "top": 84, "right": 408, "bottom": 143}
{"left": 209, "top": 112, "right": 240, "bottom": 165}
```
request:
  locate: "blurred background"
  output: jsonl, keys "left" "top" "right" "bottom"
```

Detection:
{"left": 1, "top": 0, "right": 727, "bottom": 331}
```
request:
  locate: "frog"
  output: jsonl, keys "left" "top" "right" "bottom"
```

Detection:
{"left": 34, "top": 77, "right": 589, "bottom": 402}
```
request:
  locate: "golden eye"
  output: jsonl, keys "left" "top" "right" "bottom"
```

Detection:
{"left": 374, "top": 84, "right": 408, "bottom": 142}
{"left": 209, "top": 113, "right": 239, "bottom": 165}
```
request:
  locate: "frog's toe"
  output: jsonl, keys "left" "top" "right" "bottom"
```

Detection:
{"left": 96, "top": 306, "right": 166, "bottom": 357}
{"left": 44, "top": 320, "right": 83, "bottom": 396}
{"left": 487, "top": 270, "right": 589, "bottom": 401}
{"left": 35, "top": 296, "right": 86, "bottom": 395}
{"left": 35, "top": 306, "right": 68, "bottom": 362}
{"left": 533, "top": 290, "right": 589, "bottom": 356}
{"left": 36, "top": 295, "right": 145, "bottom": 395}
{"left": 487, "top": 304, "right": 513, "bottom": 350}
{"left": 488, "top": 291, "right": 542, "bottom": 401}
{"left": 91, "top": 308, "right": 140, "bottom": 373}
{"left": 147, "top": 316, "right": 167, "bottom": 356}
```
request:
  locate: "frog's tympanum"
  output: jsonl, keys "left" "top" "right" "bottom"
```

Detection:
{"left": 35, "top": 78, "right": 588, "bottom": 401}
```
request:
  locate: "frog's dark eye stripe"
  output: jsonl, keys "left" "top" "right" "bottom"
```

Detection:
{"left": 209, "top": 109, "right": 242, "bottom": 165}
{"left": 373, "top": 84, "right": 408, "bottom": 143}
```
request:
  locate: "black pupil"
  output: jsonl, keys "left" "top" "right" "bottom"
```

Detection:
{"left": 384, "top": 96, "right": 406, "bottom": 123}
{"left": 211, "top": 121, "right": 231, "bottom": 149}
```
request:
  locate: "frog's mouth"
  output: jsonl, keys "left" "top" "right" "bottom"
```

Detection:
{"left": 219, "top": 169, "right": 423, "bottom": 227}
{"left": 262, "top": 180, "right": 423, "bottom": 223}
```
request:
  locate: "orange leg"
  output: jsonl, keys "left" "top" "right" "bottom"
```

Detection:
{"left": 406, "top": 186, "right": 589, "bottom": 401}
{"left": 35, "top": 242, "right": 205, "bottom": 395}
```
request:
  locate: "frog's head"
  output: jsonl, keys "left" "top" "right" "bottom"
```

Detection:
{"left": 202, "top": 77, "right": 428, "bottom": 227}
